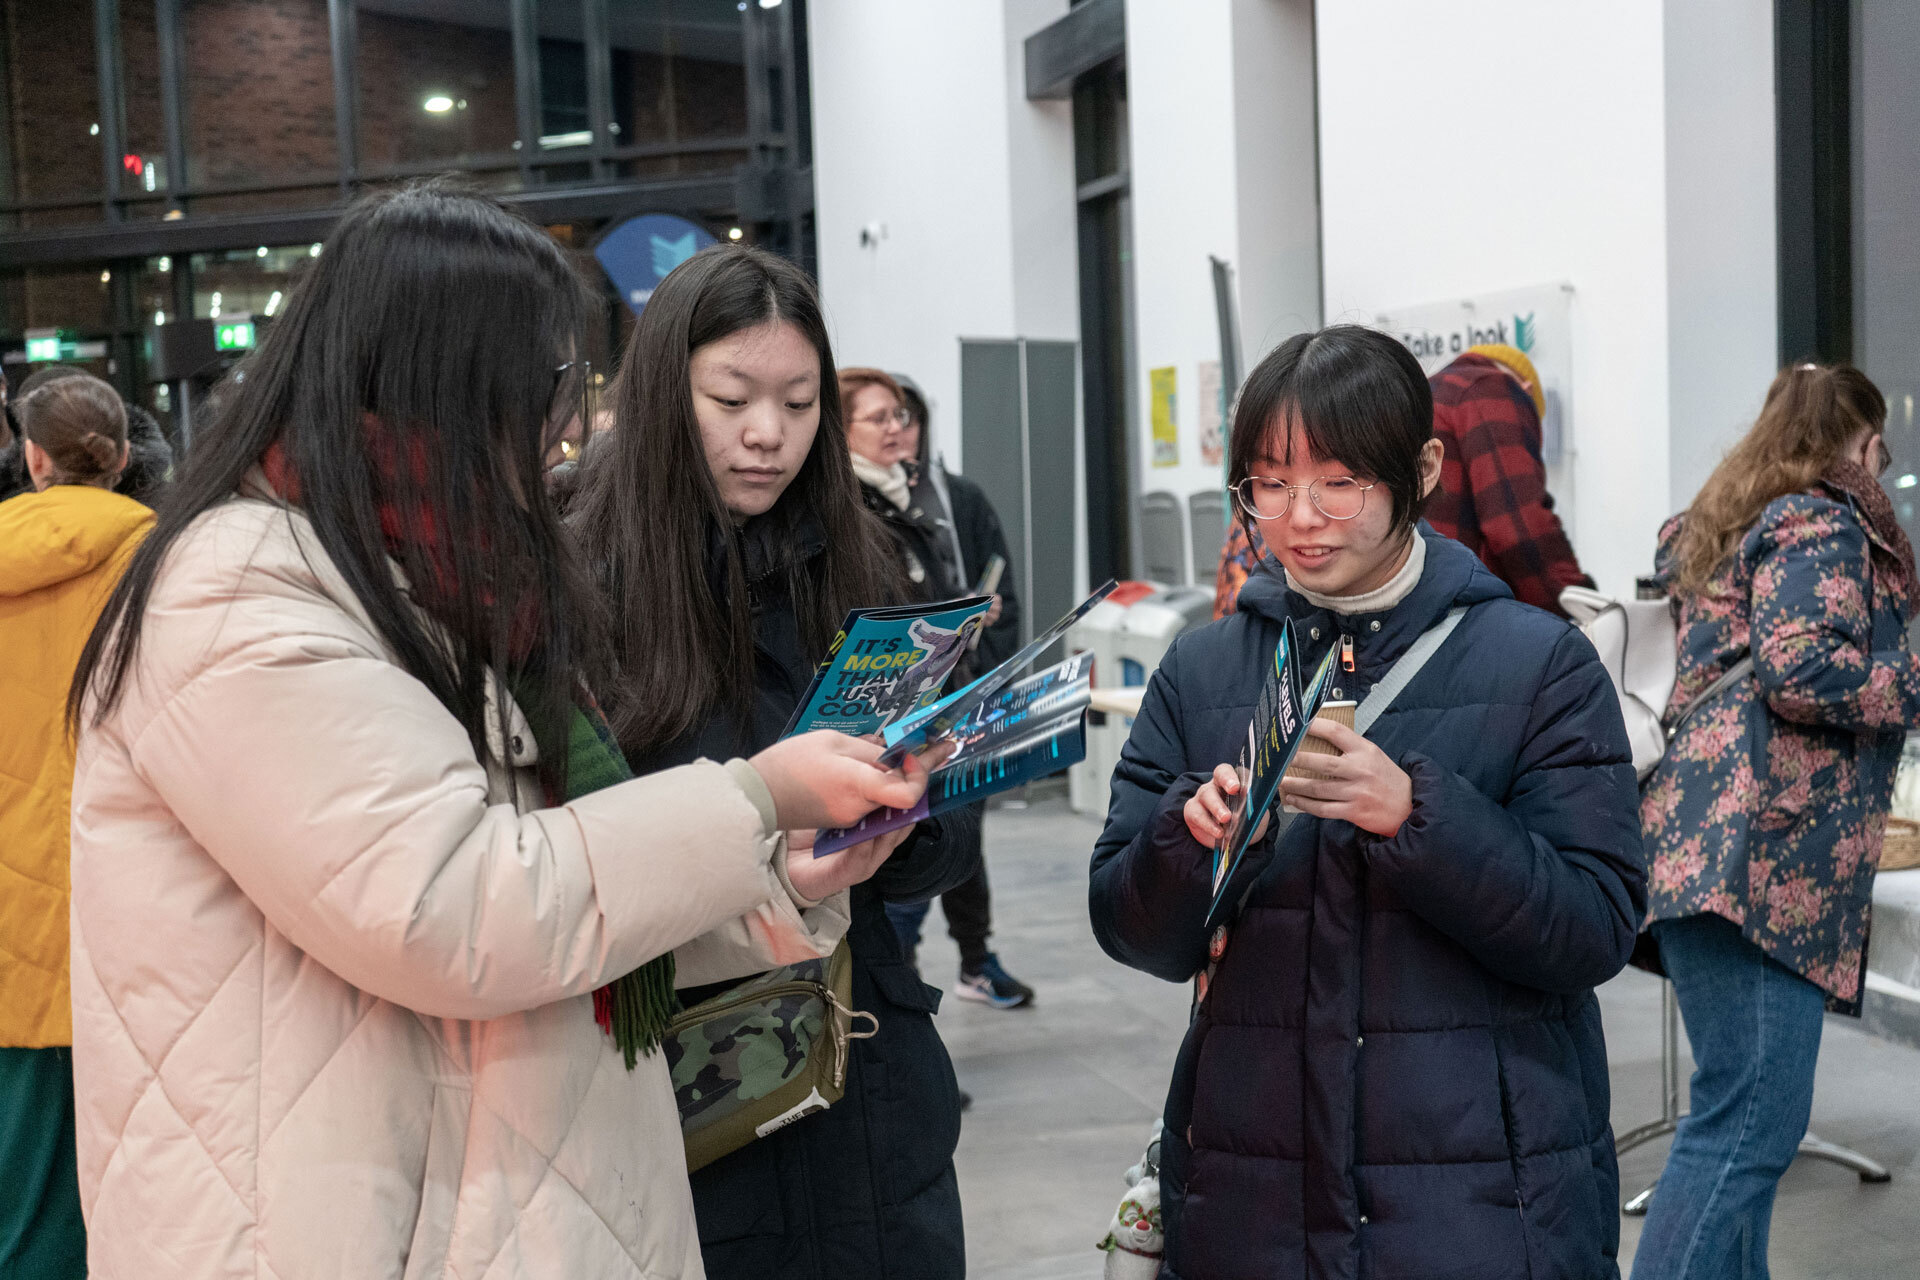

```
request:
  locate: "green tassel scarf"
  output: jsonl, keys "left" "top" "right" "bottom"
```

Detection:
{"left": 566, "top": 702, "right": 679, "bottom": 1069}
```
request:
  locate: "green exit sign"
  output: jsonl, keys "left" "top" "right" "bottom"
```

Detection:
{"left": 215, "top": 321, "right": 255, "bottom": 351}
{"left": 25, "top": 335, "right": 61, "bottom": 361}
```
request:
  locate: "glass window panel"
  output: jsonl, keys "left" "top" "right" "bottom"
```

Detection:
{"left": 182, "top": 0, "right": 339, "bottom": 191}
{"left": 0, "top": 265, "right": 113, "bottom": 343}
{"left": 355, "top": 0, "right": 520, "bottom": 171}
{"left": 0, "top": 0, "right": 105, "bottom": 208}
{"left": 189, "top": 245, "right": 320, "bottom": 325}
{"left": 1854, "top": 0, "right": 1920, "bottom": 557}
{"left": 120, "top": 0, "right": 172, "bottom": 200}
{"left": 610, "top": 0, "right": 748, "bottom": 158}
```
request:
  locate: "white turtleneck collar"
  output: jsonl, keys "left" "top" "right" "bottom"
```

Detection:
{"left": 850, "top": 451, "right": 911, "bottom": 511}
{"left": 1285, "top": 532, "right": 1426, "bottom": 616}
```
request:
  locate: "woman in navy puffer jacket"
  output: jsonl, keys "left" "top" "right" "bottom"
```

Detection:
{"left": 1090, "top": 325, "right": 1646, "bottom": 1280}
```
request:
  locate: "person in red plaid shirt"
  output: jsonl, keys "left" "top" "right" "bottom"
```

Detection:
{"left": 1211, "top": 341, "right": 1590, "bottom": 617}
{"left": 1425, "top": 343, "right": 1591, "bottom": 615}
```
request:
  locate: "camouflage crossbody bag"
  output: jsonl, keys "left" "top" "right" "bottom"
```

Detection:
{"left": 663, "top": 939, "right": 878, "bottom": 1172}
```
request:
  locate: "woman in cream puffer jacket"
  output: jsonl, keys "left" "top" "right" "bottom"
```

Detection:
{"left": 66, "top": 183, "right": 922, "bottom": 1280}
{"left": 70, "top": 496, "right": 850, "bottom": 1278}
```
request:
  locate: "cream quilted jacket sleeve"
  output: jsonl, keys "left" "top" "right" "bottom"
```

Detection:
{"left": 119, "top": 501, "right": 807, "bottom": 1021}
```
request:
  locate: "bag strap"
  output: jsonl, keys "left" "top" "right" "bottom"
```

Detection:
{"left": 1193, "top": 604, "right": 1472, "bottom": 1015}
{"left": 1354, "top": 606, "right": 1470, "bottom": 735}
{"left": 1664, "top": 654, "right": 1754, "bottom": 742}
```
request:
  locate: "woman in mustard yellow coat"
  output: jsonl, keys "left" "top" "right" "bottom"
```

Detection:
{"left": 0, "top": 372, "right": 152, "bottom": 1276}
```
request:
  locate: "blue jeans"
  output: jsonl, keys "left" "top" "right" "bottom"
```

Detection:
{"left": 1630, "top": 913, "right": 1826, "bottom": 1280}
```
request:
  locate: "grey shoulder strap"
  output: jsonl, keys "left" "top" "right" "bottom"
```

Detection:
{"left": 1353, "top": 606, "right": 1470, "bottom": 735}
{"left": 1665, "top": 654, "right": 1755, "bottom": 741}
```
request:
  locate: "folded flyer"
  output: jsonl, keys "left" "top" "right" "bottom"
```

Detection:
{"left": 813, "top": 651, "right": 1093, "bottom": 855}
{"left": 1205, "top": 618, "right": 1339, "bottom": 932}
{"left": 876, "top": 580, "right": 1118, "bottom": 767}
{"left": 781, "top": 596, "right": 992, "bottom": 739}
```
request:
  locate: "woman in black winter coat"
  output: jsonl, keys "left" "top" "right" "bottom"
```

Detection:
{"left": 1090, "top": 325, "right": 1646, "bottom": 1280}
{"left": 569, "top": 245, "right": 975, "bottom": 1280}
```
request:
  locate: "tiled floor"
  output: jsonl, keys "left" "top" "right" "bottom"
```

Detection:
{"left": 920, "top": 797, "right": 1920, "bottom": 1280}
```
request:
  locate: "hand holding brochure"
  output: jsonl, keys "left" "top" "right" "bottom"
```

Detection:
{"left": 1205, "top": 618, "right": 1339, "bottom": 932}
{"left": 806, "top": 583, "right": 1118, "bottom": 855}
{"left": 811, "top": 651, "right": 1093, "bottom": 855}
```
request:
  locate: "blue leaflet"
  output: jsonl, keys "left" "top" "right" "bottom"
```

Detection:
{"left": 781, "top": 597, "right": 992, "bottom": 740}
{"left": 1204, "top": 620, "right": 1339, "bottom": 932}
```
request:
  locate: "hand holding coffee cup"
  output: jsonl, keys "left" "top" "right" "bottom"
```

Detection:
{"left": 1284, "top": 700, "right": 1357, "bottom": 783}
{"left": 1277, "top": 704, "right": 1416, "bottom": 838}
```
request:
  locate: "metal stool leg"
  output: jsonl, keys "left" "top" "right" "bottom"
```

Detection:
{"left": 1798, "top": 1132, "right": 1893, "bottom": 1183}
{"left": 1622, "top": 979, "right": 1683, "bottom": 1216}
{"left": 1619, "top": 984, "right": 1896, "bottom": 1219}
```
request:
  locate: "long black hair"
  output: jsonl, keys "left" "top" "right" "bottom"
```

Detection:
{"left": 568, "top": 243, "right": 898, "bottom": 757}
{"left": 71, "top": 180, "right": 603, "bottom": 794}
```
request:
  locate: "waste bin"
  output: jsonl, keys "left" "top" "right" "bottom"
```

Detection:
{"left": 1067, "top": 582, "right": 1157, "bottom": 815}
{"left": 1068, "top": 584, "right": 1212, "bottom": 815}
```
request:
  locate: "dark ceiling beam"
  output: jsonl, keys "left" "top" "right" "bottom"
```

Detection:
{"left": 1024, "top": 0, "right": 1124, "bottom": 101}
{"left": 0, "top": 176, "right": 744, "bottom": 267}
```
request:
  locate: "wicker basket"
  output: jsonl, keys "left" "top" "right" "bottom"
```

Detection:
{"left": 1883, "top": 818, "right": 1920, "bottom": 873}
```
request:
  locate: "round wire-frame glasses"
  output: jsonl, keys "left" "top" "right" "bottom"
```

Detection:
{"left": 1230, "top": 474, "right": 1377, "bottom": 522}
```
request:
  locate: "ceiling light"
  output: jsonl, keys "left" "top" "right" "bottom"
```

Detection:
{"left": 1898, "top": 474, "right": 1918, "bottom": 490}
{"left": 256, "top": 246, "right": 268, "bottom": 258}
{"left": 156, "top": 255, "right": 171, "bottom": 272}
{"left": 423, "top": 95, "right": 454, "bottom": 114}
{"left": 265, "top": 290, "right": 284, "bottom": 317}
{"left": 728, "top": 227, "right": 743, "bottom": 241}
{"left": 154, "top": 310, "right": 166, "bottom": 326}
{"left": 309, "top": 243, "right": 322, "bottom": 257}
{"left": 89, "top": 122, "right": 100, "bottom": 136}
{"left": 100, "top": 270, "right": 111, "bottom": 284}
{"left": 759, "top": 0, "right": 783, "bottom": 8}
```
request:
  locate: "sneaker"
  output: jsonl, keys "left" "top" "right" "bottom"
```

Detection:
{"left": 954, "top": 954, "right": 1034, "bottom": 1009}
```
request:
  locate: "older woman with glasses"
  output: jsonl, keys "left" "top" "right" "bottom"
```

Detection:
{"left": 1089, "top": 324, "right": 1645, "bottom": 1279}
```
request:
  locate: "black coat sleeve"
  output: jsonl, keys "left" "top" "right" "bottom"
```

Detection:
{"left": 945, "top": 473, "right": 1022, "bottom": 667}
{"left": 872, "top": 803, "right": 983, "bottom": 904}
{"left": 1360, "top": 625, "right": 1648, "bottom": 993}
{"left": 1088, "top": 638, "right": 1218, "bottom": 983}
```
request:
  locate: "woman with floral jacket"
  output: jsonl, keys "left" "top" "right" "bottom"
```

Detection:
{"left": 1636, "top": 362, "right": 1919, "bottom": 1280}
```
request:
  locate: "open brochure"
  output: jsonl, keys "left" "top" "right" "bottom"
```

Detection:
{"left": 781, "top": 596, "right": 992, "bottom": 739}
{"left": 812, "top": 651, "right": 1093, "bottom": 855}
{"left": 803, "top": 582, "right": 1117, "bottom": 856}
{"left": 876, "top": 580, "right": 1118, "bottom": 766}
{"left": 1205, "top": 617, "right": 1339, "bottom": 933}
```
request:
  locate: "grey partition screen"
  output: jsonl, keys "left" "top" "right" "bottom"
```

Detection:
{"left": 1140, "top": 491, "right": 1186, "bottom": 585}
{"left": 959, "top": 338, "right": 1079, "bottom": 652}
{"left": 1189, "top": 489, "right": 1227, "bottom": 583}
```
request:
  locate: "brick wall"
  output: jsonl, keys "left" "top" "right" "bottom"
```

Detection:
{"left": 182, "top": 0, "right": 337, "bottom": 185}
{"left": 3, "top": 0, "right": 103, "bottom": 206}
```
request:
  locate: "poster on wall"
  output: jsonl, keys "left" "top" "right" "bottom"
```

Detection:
{"left": 1198, "top": 360, "right": 1224, "bottom": 467}
{"left": 1150, "top": 366, "right": 1179, "bottom": 468}
{"left": 1372, "top": 282, "right": 1576, "bottom": 536}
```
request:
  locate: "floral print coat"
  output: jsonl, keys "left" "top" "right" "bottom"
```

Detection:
{"left": 1641, "top": 485, "right": 1918, "bottom": 1009}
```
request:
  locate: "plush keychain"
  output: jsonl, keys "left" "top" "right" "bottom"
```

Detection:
{"left": 1098, "top": 1122, "right": 1164, "bottom": 1278}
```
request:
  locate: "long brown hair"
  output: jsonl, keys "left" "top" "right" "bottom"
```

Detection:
{"left": 568, "top": 245, "right": 899, "bottom": 757}
{"left": 1671, "top": 362, "right": 1887, "bottom": 597}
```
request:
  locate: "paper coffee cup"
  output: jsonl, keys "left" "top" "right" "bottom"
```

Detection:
{"left": 1284, "top": 700, "right": 1356, "bottom": 783}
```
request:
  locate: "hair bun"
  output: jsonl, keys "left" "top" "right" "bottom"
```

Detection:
{"left": 81, "top": 430, "right": 119, "bottom": 472}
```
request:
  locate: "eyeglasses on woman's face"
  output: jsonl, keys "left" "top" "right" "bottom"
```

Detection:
{"left": 1230, "top": 473, "right": 1376, "bottom": 522}
{"left": 852, "top": 405, "right": 911, "bottom": 431}
{"left": 547, "top": 359, "right": 595, "bottom": 442}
